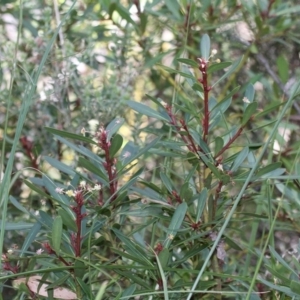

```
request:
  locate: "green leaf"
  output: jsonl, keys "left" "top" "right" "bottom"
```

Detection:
{"left": 57, "top": 208, "right": 77, "bottom": 232}
{"left": 9, "top": 196, "right": 30, "bottom": 215}
{"left": 244, "top": 84, "right": 255, "bottom": 110}
{"left": 111, "top": 228, "right": 152, "bottom": 265}
{"left": 242, "top": 101, "right": 257, "bottom": 125}
{"left": 196, "top": 188, "right": 207, "bottom": 222}
{"left": 179, "top": 182, "right": 193, "bottom": 202}
{"left": 45, "top": 127, "right": 96, "bottom": 144}
{"left": 273, "top": 5, "right": 300, "bottom": 16}
{"left": 52, "top": 215, "right": 63, "bottom": 254}
{"left": 120, "top": 138, "right": 160, "bottom": 168}
{"left": 127, "top": 100, "right": 170, "bottom": 122}
{"left": 113, "top": 2, "right": 137, "bottom": 26}
{"left": 213, "top": 56, "right": 243, "bottom": 87}
{"left": 46, "top": 274, "right": 70, "bottom": 290}
{"left": 290, "top": 280, "right": 300, "bottom": 294}
{"left": 78, "top": 157, "right": 108, "bottom": 183}
{"left": 255, "top": 162, "right": 282, "bottom": 179}
{"left": 224, "top": 235, "right": 242, "bottom": 251}
{"left": 165, "top": 202, "right": 187, "bottom": 248}
{"left": 106, "top": 118, "right": 125, "bottom": 140}
{"left": 43, "top": 156, "right": 76, "bottom": 176}
{"left": 158, "top": 248, "right": 170, "bottom": 269}
{"left": 109, "top": 134, "right": 123, "bottom": 158}
{"left": 2, "top": 222, "right": 34, "bottom": 230}
{"left": 74, "top": 260, "right": 86, "bottom": 279}
{"left": 214, "top": 137, "right": 224, "bottom": 156}
{"left": 160, "top": 172, "right": 174, "bottom": 193}
{"left": 231, "top": 147, "right": 249, "bottom": 172}
{"left": 207, "top": 61, "right": 232, "bottom": 74}
{"left": 164, "top": 0, "right": 181, "bottom": 20}
{"left": 276, "top": 55, "right": 289, "bottom": 83}
{"left": 52, "top": 135, "right": 103, "bottom": 163}
{"left": 177, "top": 58, "right": 198, "bottom": 68}
{"left": 122, "top": 284, "right": 137, "bottom": 298}
{"left": 200, "top": 34, "right": 211, "bottom": 61}
{"left": 20, "top": 222, "right": 41, "bottom": 257}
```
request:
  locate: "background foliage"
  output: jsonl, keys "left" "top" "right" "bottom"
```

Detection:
{"left": 1, "top": 0, "right": 300, "bottom": 299}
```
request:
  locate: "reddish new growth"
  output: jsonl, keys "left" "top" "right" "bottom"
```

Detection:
{"left": 165, "top": 105, "right": 200, "bottom": 154}
{"left": 197, "top": 58, "right": 212, "bottom": 143}
{"left": 2, "top": 254, "right": 19, "bottom": 273}
{"left": 19, "top": 136, "right": 38, "bottom": 169}
{"left": 71, "top": 190, "right": 87, "bottom": 257}
{"left": 42, "top": 242, "right": 71, "bottom": 266}
{"left": 190, "top": 220, "right": 201, "bottom": 231}
{"left": 154, "top": 243, "right": 163, "bottom": 254}
{"left": 171, "top": 190, "right": 182, "bottom": 204}
{"left": 96, "top": 126, "right": 118, "bottom": 202}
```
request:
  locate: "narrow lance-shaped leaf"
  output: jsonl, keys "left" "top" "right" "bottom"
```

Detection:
{"left": 213, "top": 56, "right": 243, "bottom": 87}
{"left": 127, "top": 100, "right": 170, "bottom": 122}
{"left": 106, "top": 118, "right": 125, "bottom": 140}
{"left": 52, "top": 215, "right": 63, "bottom": 254}
{"left": 43, "top": 156, "right": 76, "bottom": 176}
{"left": 242, "top": 101, "right": 257, "bottom": 126}
{"left": 165, "top": 202, "right": 187, "bottom": 248}
{"left": 45, "top": 127, "right": 96, "bottom": 144}
{"left": 231, "top": 147, "right": 249, "bottom": 172}
{"left": 200, "top": 34, "right": 211, "bottom": 61}
{"left": 196, "top": 188, "right": 207, "bottom": 223}
{"left": 177, "top": 58, "right": 199, "bottom": 68}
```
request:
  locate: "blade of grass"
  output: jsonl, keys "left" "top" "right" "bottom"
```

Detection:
{"left": 187, "top": 80, "right": 300, "bottom": 300}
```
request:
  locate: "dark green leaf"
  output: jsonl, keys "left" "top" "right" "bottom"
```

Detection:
{"left": 52, "top": 215, "right": 63, "bottom": 253}
{"left": 207, "top": 61, "right": 232, "bottom": 74}
{"left": 177, "top": 58, "right": 198, "bottom": 68}
{"left": 45, "top": 127, "right": 96, "bottom": 144}
{"left": 196, "top": 188, "right": 207, "bottom": 222}
{"left": 57, "top": 208, "right": 77, "bottom": 232}
{"left": 276, "top": 55, "right": 289, "bottom": 83}
{"left": 255, "top": 162, "right": 282, "bottom": 179}
{"left": 78, "top": 157, "right": 108, "bottom": 183}
{"left": 214, "top": 137, "right": 224, "bottom": 156}
{"left": 242, "top": 101, "right": 257, "bottom": 125}
{"left": 109, "top": 134, "right": 123, "bottom": 158}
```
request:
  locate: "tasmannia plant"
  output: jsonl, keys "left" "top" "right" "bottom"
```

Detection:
{"left": 2, "top": 34, "right": 299, "bottom": 299}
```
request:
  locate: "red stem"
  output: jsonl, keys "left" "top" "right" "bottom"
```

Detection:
{"left": 214, "top": 126, "right": 244, "bottom": 159}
